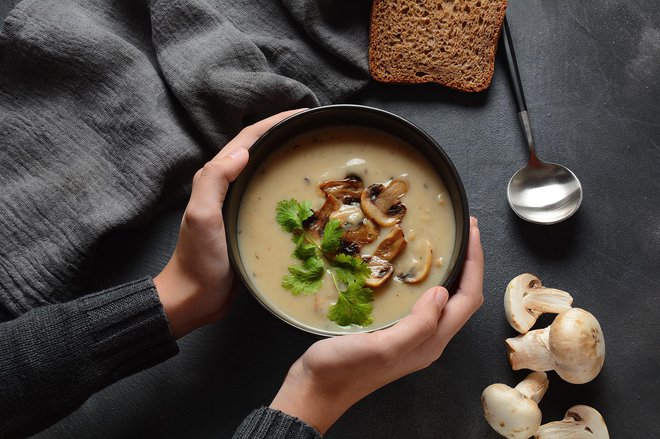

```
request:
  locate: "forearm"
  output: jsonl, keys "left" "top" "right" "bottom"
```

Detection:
{"left": 154, "top": 260, "right": 210, "bottom": 338}
{"left": 269, "top": 361, "right": 357, "bottom": 436}
{"left": 153, "top": 256, "right": 236, "bottom": 339}
{"left": 0, "top": 278, "right": 178, "bottom": 438}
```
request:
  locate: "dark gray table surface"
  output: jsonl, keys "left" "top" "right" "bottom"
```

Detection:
{"left": 2, "top": 0, "right": 659, "bottom": 438}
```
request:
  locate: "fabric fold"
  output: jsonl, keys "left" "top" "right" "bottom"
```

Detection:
{"left": 0, "top": 0, "right": 370, "bottom": 316}
{"left": 149, "top": 0, "right": 371, "bottom": 146}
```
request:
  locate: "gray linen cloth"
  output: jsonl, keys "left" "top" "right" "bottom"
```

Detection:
{"left": 0, "top": 0, "right": 371, "bottom": 317}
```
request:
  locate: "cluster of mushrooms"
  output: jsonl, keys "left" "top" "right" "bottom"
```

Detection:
{"left": 309, "top": 175, "right": 432, "bottom": 287}
{"left": 482, "top": 273, "right": 609, "bottom": 438}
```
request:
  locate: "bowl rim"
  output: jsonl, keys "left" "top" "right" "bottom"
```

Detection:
{"left": 224, "top": 104, "right": 470, "bottom": 337}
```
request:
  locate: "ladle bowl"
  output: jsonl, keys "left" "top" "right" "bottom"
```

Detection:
{"left": 507, "top": 160, "right": 583, "bottom": 224}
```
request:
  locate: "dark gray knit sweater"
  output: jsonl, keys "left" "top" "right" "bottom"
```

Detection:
{"left": 234, "top": 408, "right": 322, "bottom": 439}
{"left": 0, "top": 0, "right": 368, "bottom": 437}
{"left": 0, "top": 279, "right": 179, "bottom": 438}
{"left": 0, "top": 278, "right": 321, "bottom": 438}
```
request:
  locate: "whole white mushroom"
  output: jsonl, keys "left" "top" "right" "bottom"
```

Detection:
{"left": 506, "top": 308, "right": 605, "bottom": 384}
{"left": 535, "top": 405, "right": 609, "bottom": 438}
{"left": 481, "top": 371, "right": 549, "bottom": 439}
{"left": 504, "top": 273, "right": 574, "bottom": 334}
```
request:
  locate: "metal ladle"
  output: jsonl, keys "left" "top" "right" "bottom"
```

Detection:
{"left": 502, "top": 17, "right": 583, "bottom": 224}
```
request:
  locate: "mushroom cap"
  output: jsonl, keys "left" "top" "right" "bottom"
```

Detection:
{"left": 362, "top": 255, "right": 394, "bottom": 288}
{"left": 331, "top": 204, "right": 380, "bottom": 246}
{"left": 549, "top": 308, "right": 605, "bottom": 384}
{"left": 360, "top": 179, "right": 408, "bottom": 227}
{"left": 535, "top": 405, "right": 609, "bottom": 439}
{"left": 374, "top": 224, "right": 407, "bottom": 261}
{"left": 504, "top": 273, "right": 573, "bottom": 334}
{"left": 395, "top": 239, "right": 433, "bottom": 284}
{"left": 319, "top": 175, "right": 364, "bottom": 204}
{"left": 504, "top": 273, "right": 541, "bottom": 333}
{"left": 329, "top": 204, "right": 365, "bottom": 229}
{"left": 306, "top": 195, "right": 341, "bottom": 236}
{"left": 482, "top": 383, "right": 542, "bottom": 439}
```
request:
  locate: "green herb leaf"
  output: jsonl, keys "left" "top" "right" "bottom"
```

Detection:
{"left": 328, "top": 282, "right": 374, "bottom": 327}
{"left": 281, "top": 255, "right": 325, "bottom": 295}
{"left": 320, "top": 219, "right": 343, "bottom": 254}
{"left": 334, "top": 254, "right": 371, "bottom": 279}
{"left": 331, "top": 253, "right": 371, "bottom": 287}
{"left": 276, "top": 199, "right": 313, "bottom": 232}
{"left": 293, "top": 235, "right": 317, "bottom": 260}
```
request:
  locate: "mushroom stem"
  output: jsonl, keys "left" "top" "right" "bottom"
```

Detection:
{"left": 522, "top": 288, "right": 573, "bottom": 314}
{"left": 536, "top": 425, "right": 593, "bottom": 439}
{"left": 513, "top": 371, "right": 549, "bottom": 403}
{"left": 507, "top": 327, "right": 555, "bottom": 372}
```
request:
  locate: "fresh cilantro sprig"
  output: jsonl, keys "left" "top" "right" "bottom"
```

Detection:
{"left": 320, "top": 219, "right": 342, "bottom": 254}
{"left": 281, "top": 255, "right": 324, "bottom": 295}
{"left": 327, "top": 282, "right": 374, "bottom": 327}
{"left": 276, "top": 199, "right": 313, "bottom": 232}
{"left": 331, "top": 253, "right": 372, "bottom": 286}
{"left": 275, "top": 199, "right": 374, "bottom": 327}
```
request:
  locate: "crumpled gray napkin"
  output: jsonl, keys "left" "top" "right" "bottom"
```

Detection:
{"left": 0, "top": 0, "right": 371, "bottom": 317}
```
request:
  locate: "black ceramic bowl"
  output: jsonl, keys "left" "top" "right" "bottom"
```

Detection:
{"left": 224, "top": 104, "right": 469, "bottom": 336}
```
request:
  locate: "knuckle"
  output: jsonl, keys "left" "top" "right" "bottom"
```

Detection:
{"left": 418, "top": 318, "right": 437, "bottom": 339}
{"left": 199, "top": 161, "right": 231, "bottom": 193}
{"left": 201, "top": 161, "right": 223, "bottom": 176}
{"left": 183, "top": 206, "right": 216, "bottom": 229}
{"left": 240, "top": 122, "right": 262, "bottom": 139}
{"left": 369, "top": 335, "right": 397, "bottom": 364}
{"left": 192, "top": 168, "right": 203, "bottom": 185}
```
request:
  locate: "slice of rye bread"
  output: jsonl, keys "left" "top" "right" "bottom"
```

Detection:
{"left": 369, "top": 0, "right": 507, "bottom": 92}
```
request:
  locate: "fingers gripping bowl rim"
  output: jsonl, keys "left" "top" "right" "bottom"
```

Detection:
{"left": 224, "top": 104, "right": 469, "bottom": 337}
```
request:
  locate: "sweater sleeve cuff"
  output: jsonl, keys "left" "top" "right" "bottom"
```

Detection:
{"left": 232, "top": 407, "right": 322, "bottom": 439}
{"left": 79, "top": 277, "right": 179, "bottom": 383}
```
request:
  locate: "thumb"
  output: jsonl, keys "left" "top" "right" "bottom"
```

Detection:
{"left": 376, "top": 286, "right": 448, "bottom": 355}
{"left": 189, "top": 148, "right": 250, "bottom": 211}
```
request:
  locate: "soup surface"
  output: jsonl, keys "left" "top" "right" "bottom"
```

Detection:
{"left": 237, "top": 126, "right": 456, "bottom": 334}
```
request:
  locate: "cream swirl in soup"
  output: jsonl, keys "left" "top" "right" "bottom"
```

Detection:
{"left": 237, "top": 126, "right": 456, "bottom": 334}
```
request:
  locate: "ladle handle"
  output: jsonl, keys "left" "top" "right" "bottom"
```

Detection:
{"left": 501, "top": 16, "right": 539, "bottom": 165}
{"left": 501, "top": 16, "right": 527, "bottom": 113}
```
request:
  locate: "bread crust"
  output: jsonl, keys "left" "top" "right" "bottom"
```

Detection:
{"left": 369, "top": 0, "right": 508, "bottom": 92}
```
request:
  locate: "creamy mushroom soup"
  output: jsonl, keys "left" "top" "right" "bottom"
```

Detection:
{"left": 237, "top": 126, "right": 456, "bottom": 334}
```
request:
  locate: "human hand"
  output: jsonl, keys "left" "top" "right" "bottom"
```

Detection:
{"left": 270, "top": 217, "right": 484, "bottom": 434}
{"left": 154, "top": 109, "right": 305, "bottom": 338}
